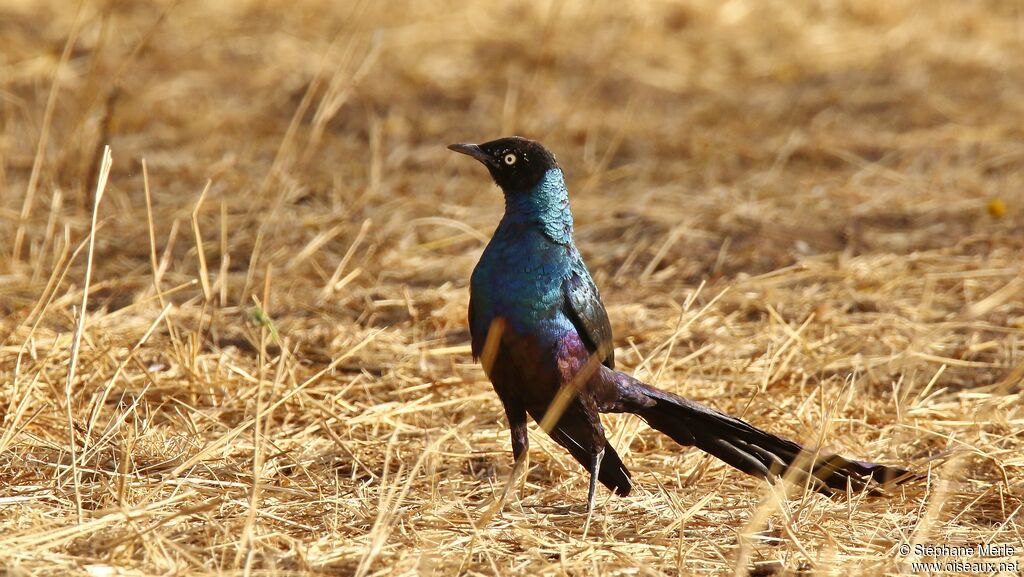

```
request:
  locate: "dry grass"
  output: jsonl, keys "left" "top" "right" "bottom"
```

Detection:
{"left": 1, "top": 0, "right": 1023, "bottom": 575}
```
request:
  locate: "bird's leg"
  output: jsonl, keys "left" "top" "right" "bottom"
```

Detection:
{"left": 483, "top": 399, "right": 529, "bottom": 520}
{"left": 509, "top": 415, "right": 528, "bottom": 464}
{"left": 479, "top": 416, "right": 529, "bottom": 525}
{"left": 491, "top": 452, "right": 527, "bottom": 514}
{"left": 502, "top": 417, "right": 530, "bottom": 501}
{"left": 582, "top": 447, "right": 605, "bottom": 537}
{"left": 586, "top": 448, "right": 604, "bottom": 512}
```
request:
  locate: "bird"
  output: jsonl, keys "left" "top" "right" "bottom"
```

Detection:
{"left": 449, "top": 136, "right": 911, "bottom": 511}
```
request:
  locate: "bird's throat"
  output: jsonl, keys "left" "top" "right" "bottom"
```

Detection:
{"left": 501, "top": 169, "right": 574, "bottom": 245}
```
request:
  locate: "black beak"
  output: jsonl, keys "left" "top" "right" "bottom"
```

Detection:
{"left": 448, "top": 143, "right": 494, "bottom": 167}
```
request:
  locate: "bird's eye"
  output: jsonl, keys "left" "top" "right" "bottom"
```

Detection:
{"left": 503, "top": 153, "right": 517, "bottom": 166}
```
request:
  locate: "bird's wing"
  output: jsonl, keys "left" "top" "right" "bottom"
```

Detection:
{"left": 562, "top": 266, "right": 615, "bottom": 368}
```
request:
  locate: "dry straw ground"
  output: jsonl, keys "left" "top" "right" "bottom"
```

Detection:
{"left": 1, "top": 0, "right": 1022, "bottom": 575}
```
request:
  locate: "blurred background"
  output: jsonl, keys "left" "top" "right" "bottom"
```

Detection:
{"left": 4, "top": 1, "right": 1021, "bottom": 288}
{"left": 1, "top": 0, "right": 1022, "bottom": 575}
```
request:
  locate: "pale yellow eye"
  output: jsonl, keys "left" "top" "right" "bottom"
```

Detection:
{"left": 503, "top": 153, "right": 517, "bottom": 165}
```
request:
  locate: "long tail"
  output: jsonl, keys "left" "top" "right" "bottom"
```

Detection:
{"left": 617, "top": 375, "right": 912, "bottom": 493}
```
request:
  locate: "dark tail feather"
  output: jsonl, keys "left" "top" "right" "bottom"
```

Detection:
{"left": 541, "top": 402, "right": 634, "bottom": 497}
{"left": 633, "top": 384, "right": 912, "bottom": 494}
{"left": 598, "top": 444, "right": 633, "bottom": 496}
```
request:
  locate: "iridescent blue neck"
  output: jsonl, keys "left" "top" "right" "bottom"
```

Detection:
{"left": 501, "top": 169, "right": 574, "bottom": 245}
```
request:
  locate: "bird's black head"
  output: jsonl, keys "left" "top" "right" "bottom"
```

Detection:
{"left": 448, "top": 136, "right": 559, "bottom": 193}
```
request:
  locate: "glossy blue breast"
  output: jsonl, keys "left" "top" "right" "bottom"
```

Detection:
{"left": 470, "top": 169, "right": 577, "bottom": 343}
